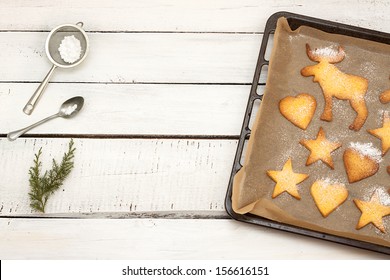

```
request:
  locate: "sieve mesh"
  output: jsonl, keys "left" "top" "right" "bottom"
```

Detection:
{"left": 46, "top": 25, "right": 88, "bottom": 67}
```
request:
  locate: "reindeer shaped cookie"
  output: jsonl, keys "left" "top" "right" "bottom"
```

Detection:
{"left": 301, "top": 44, "right": 368, "bottom": 131}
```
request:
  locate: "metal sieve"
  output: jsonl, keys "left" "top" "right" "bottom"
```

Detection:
{"left": 23, "top": 22, "right": 89, "bottom": 115}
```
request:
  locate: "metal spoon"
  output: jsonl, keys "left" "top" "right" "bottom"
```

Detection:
{"left": 7, "top": 96, "right": 84, "bottom": 141}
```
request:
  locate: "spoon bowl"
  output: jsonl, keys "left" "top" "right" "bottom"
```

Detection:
{"left": 58, "top": 96, "right": 84, "bottom": 118}
{"left": 7, "top": 96, "right": 84, "bottom": 141}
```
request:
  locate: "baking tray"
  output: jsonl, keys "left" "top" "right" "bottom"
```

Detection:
{"left": 225, "top": 11, "right": 390, "bottom": 255}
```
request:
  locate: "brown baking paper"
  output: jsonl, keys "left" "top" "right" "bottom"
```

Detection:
{"left": 232, "top": 17, "right": 390, "bottom": 247}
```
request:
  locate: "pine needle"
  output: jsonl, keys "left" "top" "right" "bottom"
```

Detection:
{"left": 28, "top": 139, "right": 76, "bottom": 213}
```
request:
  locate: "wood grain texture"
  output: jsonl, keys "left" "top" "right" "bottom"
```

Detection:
{"left": 0, "top": 32, "right": 261, "bottom": 84}
{"left": 1, "top": 218, "right": 387, "bottom": 259}
{"left": 1, "top": 1, "right": 389, "bottom": 259}
{"left": 0, "top": 83, "right": 252, "bottom": 136}
{"left": 1, "top": 0, "right": 389, "bottom": 33}
{"left": 0, "top": 138, "right": 236, "bottom": 216}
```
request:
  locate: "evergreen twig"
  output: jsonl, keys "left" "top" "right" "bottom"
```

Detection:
{"left": 28, "top": 139, "right": 76, "bottom": 213}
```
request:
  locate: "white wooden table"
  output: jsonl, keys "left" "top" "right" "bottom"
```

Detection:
{"left": 0, "top": 0, "right": 389, "bottom": 259}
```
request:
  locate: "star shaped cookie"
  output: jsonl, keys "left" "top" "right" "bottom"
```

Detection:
{"left": 267, "top": 158, "right": 309, "bottom": 200}
{"left": 368, "top": 111, "right": 390, "bottom": 155}
{"left": 299, "top": 127, "right": 342, "bottom": 169}
{"left": 353, "top": 190, "right": 390, "bottom": 233}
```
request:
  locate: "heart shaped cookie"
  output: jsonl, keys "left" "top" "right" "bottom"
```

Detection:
{"left": 343, "top": 143, "right": 381, "bottom": 183}
{"left": 279, "top": 93, "right": 316, "bottom": 130}
{"left": 311, "top": 180, "right": 348, "bottom": 217}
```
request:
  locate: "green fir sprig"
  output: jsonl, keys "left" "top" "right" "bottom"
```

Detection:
{"left": 28, "top": 139, "right": 76, "bottom": 213}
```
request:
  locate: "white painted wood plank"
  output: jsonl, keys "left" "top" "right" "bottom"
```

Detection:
{"left": 0, "top": 83, "right": 250, "bottom": 136}
{"left": 0, "top": 0, "right": 389, "bottom": 33}
{"left": 0, "top": 218, "right": 386, "bottom": 259}
{"left": 0, "top": 138, "right": 237, "bottom": 215}
{"left": 0, "top": 32, "right": 261, "bottom": 84}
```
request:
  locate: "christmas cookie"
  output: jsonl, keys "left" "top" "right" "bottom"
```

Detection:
{"left": 368, "top": 111, "right": 390, "bottom": 155}
{"left": 343, "top": 142, "right": 381, "bottom": 183}
{"left": 354, "top": 190, "right": 390, "bottom": 233}
{"left": 379, "top": 89, "right": 390, "bottom": 104}
{"left": 279, "top": 93, "right": 316, "bottom": 130}
{"left": 266, "top": 158, "right": 309, "bottom": 200}
{"left": 301, "top": 44, "right": 368, "bottom": 131}
{"left": 311, "top": 180, "right": 348, "bottom": 217}
{"left": 299, "top": 127, "right": 342, "bottom": 169}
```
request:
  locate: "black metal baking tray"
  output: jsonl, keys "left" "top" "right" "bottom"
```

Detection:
{"left": 225, "top": 11, "right": 390, "bottom": 255}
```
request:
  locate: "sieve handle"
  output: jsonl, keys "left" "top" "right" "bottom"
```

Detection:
{"left": 23, "top": 64, "right": 57, "bottom": 115}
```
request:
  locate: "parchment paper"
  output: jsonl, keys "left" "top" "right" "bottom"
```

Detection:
{"left": 232, "top": 17, "right": 390, "bottom": 247}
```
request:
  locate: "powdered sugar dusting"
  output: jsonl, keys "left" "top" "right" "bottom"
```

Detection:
{"left": 288, "top": 34, "right": 303, "bottom": 43}
{"left": 63, "top": 104, "right": 78, "bottom": 116}
{"left": 359, "top": 61, "right": 378, "bottom": 80}
{"left": 377, "top": 188, "right": 390, "bottom": 206}
{"left": 363, "top": 186, "right": 390, "bottom": 206}
{"left": 321, "top": 177, "right": 342, "bottom": 186}
{"left": 375, "top": 110, "right": 388, "bottom": 126}
{"left": 349, "top": 142, "right": 382, "bottom": 162}
{"left": 311, "top": 45, "right": 343, "bottom": 58}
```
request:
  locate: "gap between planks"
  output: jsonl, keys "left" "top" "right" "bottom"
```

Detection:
{"left": 0, "top": 30, "right": 264, "bottom": 35}
{"left": 0, "top": 81, "right": 257, "bottom": 86}
{"left": 0, "top": 134, "right": 241, "bottom": 140}
{"left": 0, "top": 210, "right": 230, "bottom": 219}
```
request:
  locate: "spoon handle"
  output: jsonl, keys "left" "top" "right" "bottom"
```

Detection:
{"left": 23, "top": 64, "right": 57, "bottom": 115}
{"left": 7, "top": 113, "right": 60, "bottom": 141}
